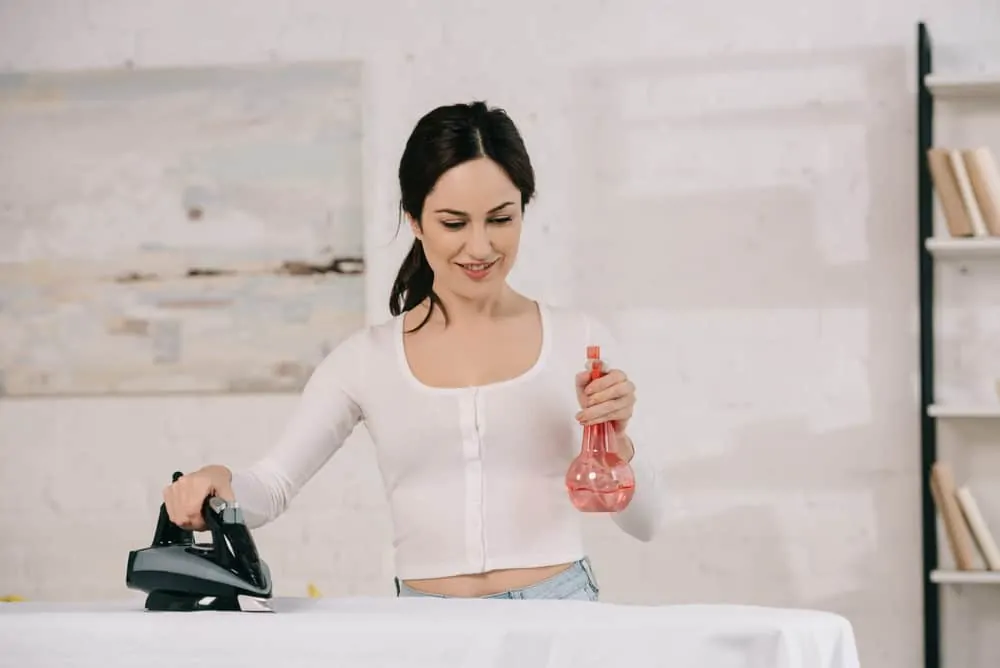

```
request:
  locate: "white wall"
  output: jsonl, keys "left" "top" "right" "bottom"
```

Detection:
{"left": 2, "top": 1, "right": 1000, "bottom": 667}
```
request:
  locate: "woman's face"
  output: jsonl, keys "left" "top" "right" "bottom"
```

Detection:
{"left": 411, "top": 157, "right": 523, "bottom": 301}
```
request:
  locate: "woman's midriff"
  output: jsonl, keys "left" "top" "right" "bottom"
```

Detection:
{"left": 402, "top": 562, "right": 575, "bottom": 597}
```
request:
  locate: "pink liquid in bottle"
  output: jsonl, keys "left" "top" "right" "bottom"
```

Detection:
{"left": 565, "top": 345, "right": 636, "bottom": 513}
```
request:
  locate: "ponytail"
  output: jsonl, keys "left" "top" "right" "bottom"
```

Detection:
{"left": 389, "top": 239, "right": 444, "bottom": 332}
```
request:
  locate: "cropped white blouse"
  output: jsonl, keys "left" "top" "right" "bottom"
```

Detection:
{"left": 230, "top": 303, "right": 664, "bottom": 581}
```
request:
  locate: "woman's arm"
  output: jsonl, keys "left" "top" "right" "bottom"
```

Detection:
{"left": 229, "top": 332, "right": 366, "bottom": 529}
{"left": 610, "top": 431, "right": 662, "bottom": 541}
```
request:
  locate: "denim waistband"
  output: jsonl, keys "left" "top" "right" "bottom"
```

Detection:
{"left": 395, "top": 557, "right": 599, "bottom": 600}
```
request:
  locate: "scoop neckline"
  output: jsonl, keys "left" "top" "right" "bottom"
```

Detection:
{"left": 394, "top": 301, "right": 552, "bottom": 395}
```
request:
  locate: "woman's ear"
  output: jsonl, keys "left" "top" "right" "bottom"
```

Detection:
{"left": 408, "top": 214, "right": 422, "bottom": 241}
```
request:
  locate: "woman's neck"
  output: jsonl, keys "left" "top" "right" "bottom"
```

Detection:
{"left": 410, "top": 285, "right": 530, "bottom": 329}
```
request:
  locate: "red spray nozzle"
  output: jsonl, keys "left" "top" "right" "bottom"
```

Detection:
{"left": 587, "top": 345, "right": 602, "bottom": 380}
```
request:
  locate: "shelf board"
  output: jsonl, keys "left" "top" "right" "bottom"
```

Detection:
{"left": 925, "top": 71, "right": 1000, "bottom": 98}
{"left": 926, "top": 237, "right": 1000, "bottom": 258}
{"left": 928, "top": 404, "right": 1000, "bottom": 418}
{"left": 931, "top": 570, "right": 1000, "bottom": 585}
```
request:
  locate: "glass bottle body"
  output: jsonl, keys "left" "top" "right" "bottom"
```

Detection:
{"left": 565, "top": 346, "right": 636, "bottom": 513}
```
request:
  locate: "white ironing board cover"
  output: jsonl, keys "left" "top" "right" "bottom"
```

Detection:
{"left": 0, "top": 596, "right": 861, "bottom": 668}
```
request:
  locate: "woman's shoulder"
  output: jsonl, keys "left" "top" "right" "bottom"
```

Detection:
{"left": 538, "top": 302, "right": 626, "bottom": 369}
{"left": 539, "top": 302, "right": 617, "bottom": 340}
{"left": 307, "top": 316, "right": 400, "bottom": 380}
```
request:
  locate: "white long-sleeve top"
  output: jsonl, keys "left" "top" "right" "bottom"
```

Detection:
{"left": 230, "top": 303, "right": 664, "bottom": 581}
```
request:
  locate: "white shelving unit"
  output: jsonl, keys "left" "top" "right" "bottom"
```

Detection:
{"left": 918, "top": 23, "right": 1000, "bottom": 668}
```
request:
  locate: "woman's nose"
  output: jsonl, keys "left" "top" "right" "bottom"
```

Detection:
{"left": 466, "top": 224, "right": 493, "bottom": 257}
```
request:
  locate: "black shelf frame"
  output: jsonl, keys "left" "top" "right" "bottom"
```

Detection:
{"left": 916, "top": 20, "right": 939, "bottom": 668}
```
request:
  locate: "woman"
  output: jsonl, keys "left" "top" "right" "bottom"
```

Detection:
{"left": 163, "top": 101, "right": 663, "bottom": 601}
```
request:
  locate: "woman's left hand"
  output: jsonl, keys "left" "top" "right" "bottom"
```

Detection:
{"left": 575, "top": 363, "right": 636, "bottom": 436}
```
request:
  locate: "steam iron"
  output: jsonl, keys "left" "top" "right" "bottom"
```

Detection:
{"left": 125, "top": 471, "right": 273, "bottom": 612}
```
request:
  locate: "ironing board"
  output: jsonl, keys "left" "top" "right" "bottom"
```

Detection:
{"left": 0, "top": 596, "right": 860, "bottom": 668}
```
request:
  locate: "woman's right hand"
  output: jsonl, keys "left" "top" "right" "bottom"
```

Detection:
{"left": 162, "top": 465, "right": 235, "bottom": 531}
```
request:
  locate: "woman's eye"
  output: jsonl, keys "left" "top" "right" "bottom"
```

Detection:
{"left": 440, "top": 216, "right": 511, "bottom": 229}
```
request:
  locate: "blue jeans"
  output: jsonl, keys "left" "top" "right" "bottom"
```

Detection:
{"left": 395, "top": 558, "right": 600, "bottom": 601}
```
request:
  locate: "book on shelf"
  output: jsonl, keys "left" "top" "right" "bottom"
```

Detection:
{"left": 956, "top": 486, "right": 1000, "bottom": 570}
{"left": 927, "top": 145, "right": 1000, "bottom": 238}
{"left": 931, "top": 459, "right": 1000, "bottom": 571}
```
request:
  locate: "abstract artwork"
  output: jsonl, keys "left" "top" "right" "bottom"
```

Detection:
{"left": 0, "top": 62, "right": 366, "bottom": 396}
